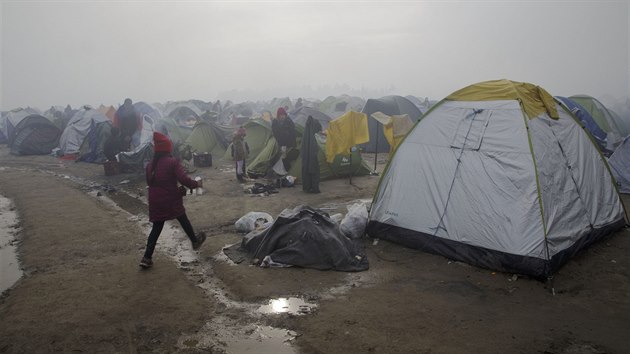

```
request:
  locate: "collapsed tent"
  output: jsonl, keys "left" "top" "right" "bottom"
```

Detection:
{"left": 555, "top": 96, "right": 611, "bottom": 156}
{"left": 360, "top": 95, "right": 423, "bottom": 153}
{"left": 224, "top": 205, "right": 369, "bottom": 271}
{"left": 3, "top": 111, "right": 61, "bottom": 155}
{"left": 367, "top": 79, "right": 626, "bottom": 279}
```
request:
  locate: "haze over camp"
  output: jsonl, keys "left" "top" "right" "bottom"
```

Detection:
{"left": 1, "top": 1, "right": 630, "bottom": 354}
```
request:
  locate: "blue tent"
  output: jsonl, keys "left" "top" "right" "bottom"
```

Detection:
{"left": 555, "top": 96, "right": 612, "bottom": 156}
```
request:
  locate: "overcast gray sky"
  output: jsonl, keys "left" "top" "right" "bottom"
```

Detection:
{"left": 1, "top": 1, "right": 628, "bottom": 111}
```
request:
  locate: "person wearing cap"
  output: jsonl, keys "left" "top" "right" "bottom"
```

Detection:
{"left": 139, "top": 132, "right": 206, "bottom": 268}
{"left": 231, "top": 126, "right": 250, "bottom": 183}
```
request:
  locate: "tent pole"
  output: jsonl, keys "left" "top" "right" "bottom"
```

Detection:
{"left": 349, "top": 148, "right": 353, "bottom": 185}
{"left": 373, "top": 124, "right": 378, "bottom": 171}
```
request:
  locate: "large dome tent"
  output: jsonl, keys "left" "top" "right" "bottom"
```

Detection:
{"left": 367, "top": 79, "right": 626, "bottom": 279}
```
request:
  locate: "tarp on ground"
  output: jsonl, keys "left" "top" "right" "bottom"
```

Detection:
{"left": 224, "top": 205, "right": 369, "bottom": 271}
{"left": 360, "top": 95, "right": 423, "bottom": 153}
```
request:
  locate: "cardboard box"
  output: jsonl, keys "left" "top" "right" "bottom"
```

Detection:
{"left": 193, "top": 153, "right": 212, "bottom": 167}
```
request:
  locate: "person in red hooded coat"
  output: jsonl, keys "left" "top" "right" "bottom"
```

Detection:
{"left": 139, "top": 132, "right": 206, "bottom": 268}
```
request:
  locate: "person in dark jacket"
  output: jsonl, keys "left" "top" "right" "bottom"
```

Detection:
{"left": 140, "top": 132, "right": 206, "bottom": 268}
{"left": 270, "top": 107, "right": 297, "bottom": 184}
{"left": 114, "top": 98, "right": 141, "bottom": 151}
{"left": 301, "top": 115, "right": 322, "bottom": 193}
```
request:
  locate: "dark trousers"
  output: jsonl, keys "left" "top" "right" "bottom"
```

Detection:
{"left": 143, "top": 214, "right": 197, "bottom": 259}
{"left": 302, "top": 172, "right": 320, "bottom": 193}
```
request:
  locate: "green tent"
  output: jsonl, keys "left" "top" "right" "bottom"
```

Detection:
{"left": 186, "top": 121, "right": 234, "bottom": 157}
{"left": 247, "top": 130, "right": 372, "bottom": 182}
{"left": 222, "top": 119, "right": 274, "bottom": 163}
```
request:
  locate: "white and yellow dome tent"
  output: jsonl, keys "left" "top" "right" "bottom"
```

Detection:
{"left": 367, "top": 79, "right": 626, "bottom": 279}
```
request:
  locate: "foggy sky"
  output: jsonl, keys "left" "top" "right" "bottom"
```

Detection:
{"left": 1, "top": 1, "right": 628, "bottom": 111}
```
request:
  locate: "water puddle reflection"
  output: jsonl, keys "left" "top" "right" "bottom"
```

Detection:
{"left": 0, "top": 195, "right": 22, "bottom": 294}
{"left": 258, "top": 297, "right": 317, "bottom": 315}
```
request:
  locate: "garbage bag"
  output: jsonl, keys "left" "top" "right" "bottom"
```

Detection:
{"left": 339, "top": 202, "right": 368, "bottom": 239}
{"left": 235, "top": 211, "right": 274, "bottom": 233}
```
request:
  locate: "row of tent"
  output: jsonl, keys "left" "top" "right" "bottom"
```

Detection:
{"left": 2, "top": 83, "right": 630, "bottom": 279}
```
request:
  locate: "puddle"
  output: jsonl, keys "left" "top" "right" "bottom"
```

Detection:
{"left": 178, "top": 320, "right": 297, "bottom": 354}
{"left": 0, "top": 195, "right": 22, "bottom": 294}
{"left": 258, "top": 297, "right": 317, "bottom": 315}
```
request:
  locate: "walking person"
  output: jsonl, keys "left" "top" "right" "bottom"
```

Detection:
{"left": 140, "top": 132, "right": 206, "bottom": 268}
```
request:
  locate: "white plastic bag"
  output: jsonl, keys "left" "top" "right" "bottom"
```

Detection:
{"left": 235, "top": 211, "right": 274, "bottom": 233}
{"left": 339, "top": 203, "right": 369, "bottom": 239}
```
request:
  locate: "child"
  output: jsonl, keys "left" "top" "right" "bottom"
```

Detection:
{"left": 231, "top": 126, "right": 250, "bottom": 183}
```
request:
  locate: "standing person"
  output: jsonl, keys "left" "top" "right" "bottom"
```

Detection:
{"left": 114, "top": 98, "right": 141, "bottom": 151}
{"left": 231, "top": 126, "right": 250, "bottom": 183}
{"left": 140, "top": 132, "right": 206, "bottom": 268}
{"left": 271, "top": 107, "right": 297, "bottom": 184}
{"left": 301, "top": 115, "right": 322, "bottom": 193}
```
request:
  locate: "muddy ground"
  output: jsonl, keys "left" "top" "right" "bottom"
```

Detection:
{"left": 0, "top": 145, "right": 629, "bottom": 354}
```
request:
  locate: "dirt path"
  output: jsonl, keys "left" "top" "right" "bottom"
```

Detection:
{"left": 1, "top": 147, "right": 629, "bottom": 353}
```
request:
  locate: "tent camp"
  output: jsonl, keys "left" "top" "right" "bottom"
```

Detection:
{"left": 367, "top": 79, "right": 626, "bottom": 279}
{"left": 2, "top": 110, "right": 61, "bottom": 155}
{"left": 555, "top": 96, "right": 612, "bottom": 156}
{"left": 59, "top": 108, "right": 111, "bottom": 158}
{"left": 360, "top": 95, "right": 423, "bottom": 153}
{"left": 569, "top": 95, "right": 629, "bottom": 147}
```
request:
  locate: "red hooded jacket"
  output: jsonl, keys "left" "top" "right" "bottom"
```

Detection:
{"left": 146, "top": 155, "right": 199, "bottom": 222}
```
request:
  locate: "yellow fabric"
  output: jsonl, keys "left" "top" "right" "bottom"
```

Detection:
{"left": 370, "top": 112, "right": 413, "bottom": 156}
{"left": 325, "top": 111, "right": 369, "bottom": 163}
{"left": 447, "top": 79, "right": 559, "bottom": 120}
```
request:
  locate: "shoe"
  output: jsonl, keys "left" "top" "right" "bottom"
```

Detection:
{"left": 139, "top": 257, "right": 153, "bottom": 269}
{"left": 192, "top": 232, "right": 206, "bottom": 250}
